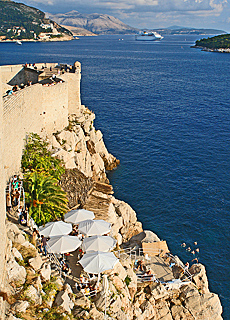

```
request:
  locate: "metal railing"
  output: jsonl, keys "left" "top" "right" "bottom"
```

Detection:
{"left": 136, "top": 273, "right": 159, "bottom": 283}
{"left": 46, "top": 246, "right": 63, "bottom": 276}
{"left": 166, "top": 253, "right": 193, "bottom": 281}
{"left": 114, "top": 247, "right": 162, "bottom": 261}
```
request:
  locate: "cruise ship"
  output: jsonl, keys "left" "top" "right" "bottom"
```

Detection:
{"left": 135, "top": 31, "right": 163, "bottom": 41}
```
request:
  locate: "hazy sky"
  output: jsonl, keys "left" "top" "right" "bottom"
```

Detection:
{"left": 15, "top": 0, "right": 230, "bottom": 32}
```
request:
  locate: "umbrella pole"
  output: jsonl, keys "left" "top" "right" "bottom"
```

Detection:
{"left": 104, "top": 293, "right": 107, "bottom": 320}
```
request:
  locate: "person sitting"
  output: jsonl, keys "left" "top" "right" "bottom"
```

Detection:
{"left": 20, "top": 215, "right": 27, "bottom": 226}
{"left": 62, "top": 262, "right": 70, "bottom": 274}
{"left": 136, "top": 260, "right": 145, "bottom": 272}
{"left": 12, "top": 85, "right": 19, "bottom": 92}
{"left": 169, "top": 262, "right": 176, "bottom": 268}
{"left": 144, "top": 269, "right": 154, "bottom": 281}
{"left": 84, "top": 287, "right": 90, "bottom": 296}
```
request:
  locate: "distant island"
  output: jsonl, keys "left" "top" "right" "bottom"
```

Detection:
{"left": 0, "top": 0, "right": 73, "bottom": 42}
{"left": 193, "top": 34, "right": 230, "bottom": 53}
{"left": 153, "top": 26, "right": 226, "bottom": 36}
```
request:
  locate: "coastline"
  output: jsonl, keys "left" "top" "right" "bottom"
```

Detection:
{"left": 191, "top": 45, "right": 230, "bottom": 53}
{"left": 0, "top": 36, "right": 74, "bottom": 43}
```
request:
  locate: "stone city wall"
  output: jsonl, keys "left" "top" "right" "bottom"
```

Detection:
{"left": 2, "top": 82, "right": 69, "bottom": 181}
{"left": 0, "top": 69, "right": 7, "bottom": 319}
{"left": 1, "top": 62, "right": 81, "bottom": 182}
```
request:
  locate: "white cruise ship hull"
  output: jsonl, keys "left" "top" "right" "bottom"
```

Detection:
{"left": 135, "top": 35, "right": 159, "bottom": 41}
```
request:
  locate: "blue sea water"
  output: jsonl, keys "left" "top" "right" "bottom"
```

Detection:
{"left": 0, "top": 35, "right": 230, "bottom": 318}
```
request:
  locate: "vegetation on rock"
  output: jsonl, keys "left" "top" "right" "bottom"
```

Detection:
{"left": 195, "top": 34, "right": 230, "bottom": 49}
{"left": 22, "top": 133, "right": 68, "bottom": 225}
{"left": 24, "top": 172, "right": 68, "bottom": 225}
{"left": 22, "top": 133, "right": 65, "bottom": 180}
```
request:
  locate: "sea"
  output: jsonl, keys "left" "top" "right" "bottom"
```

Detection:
{"left": 0, "top": 34, "right": 229, "bottom": 319}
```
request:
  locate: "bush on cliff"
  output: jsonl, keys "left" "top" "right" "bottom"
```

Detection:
{"left": 24, "top": 172, "right": 69, "bottom": 226}
{"left": 21, "top": 133, "right": 65, "bottom": 180}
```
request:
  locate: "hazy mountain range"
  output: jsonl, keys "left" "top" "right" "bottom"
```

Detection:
{"left": 47, "top": 11, "right": 138, "bottom": 35}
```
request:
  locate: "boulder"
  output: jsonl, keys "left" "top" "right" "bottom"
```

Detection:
{"left": 140, "top": 300, "right": 156, "bottom": 319}
{"left": 32, "top": 276, "right": 42, "bottom": 292}
{"left": 109, "top": 295, "right": 122, "bottom": 313}
{"left": 129, "top": 230, "right": 160, "bottom": 248}
{"left": 200, "top": 292, "right": 223, "bottom": 319}
{"left": 28, "top": 255, "right": 43, "bottom": 271}
{"left": 53, "top": 276, "right": 64, "bottom": 290}
{"left": 40, "top": 263, "right": 51, "bottom": 282}
{"left": 55, "top": 290, "right": 74, "bottom": 313}
{"left": 155, "top": 300, "right": 172, "bottom": 320}
{"left": 7, "top": 316, "right": 23, "bottom": 320}
{"left": 151, "top": 283, "right": 169, "bottom": 300}
{"left": 171, "top": 305, "right": 194, "bottom": 320}
{"left": 20, "top": 241, "right": 36, "bottom": 251}
{"left": 74, "top": 294, "right": 91, "bottom": 309}
{"left": 14, "top": 233, "right": 26, "bottom": 245}
{"left": 88, "top": 307, "right": 104, "bottom": 320}
{"left": 112, "top": 276, "right": 124, "bottom": 291}
{"left": 6, "top": 222, "right": 26, "bottom": 245}
{"left": 63, "top": 283, "right": 73, "bottom": 295}
{"left": 11, "top": 247, "right": 23, "bottom": 261}
{"left": 24, "top": 285, "right": 42, "bottom": 305}
{"left": 110, "top": 261, "right": 127, "bottom": 281}
{"left": 45, "top": 288, "right": 57, "bottom": 308}
{"left": 6, "top": 259, "right": 26, "bottom": 285}
{"left": 189, "top": 263, "right": 209, "bottom": 294}
{"left": 94, "top": 292, "right": 106, "bottom": 310}
{"left": 12, "top": 300, "right": 29, "bottom": 313}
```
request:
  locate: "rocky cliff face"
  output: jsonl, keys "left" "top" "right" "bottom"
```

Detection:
{"left": 50, "top": 105, "right": 141, "bottom": 245}
{"left": 4, "top": 222, "right": 223, "bottom": 320}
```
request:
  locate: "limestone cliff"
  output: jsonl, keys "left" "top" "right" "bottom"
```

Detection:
{"left": 49, "top": 106, "right": 141, "bottom": 245}
{"left": 4, "top": 221, "right": 223, "bottom": 320}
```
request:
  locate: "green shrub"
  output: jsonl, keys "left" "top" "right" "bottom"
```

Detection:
{"left": 124, "top": 276, "right": 132, "bottom": 287}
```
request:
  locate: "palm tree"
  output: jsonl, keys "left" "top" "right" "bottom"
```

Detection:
{"left": 24, "top": 172, "right": 69, "bottom": 225}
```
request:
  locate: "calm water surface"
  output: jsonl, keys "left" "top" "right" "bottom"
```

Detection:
{"left": 0, "top": 35, "right": 229, "bottom": 318}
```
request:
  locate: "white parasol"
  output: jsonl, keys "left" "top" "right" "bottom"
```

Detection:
{"left": 39, "top": 221, "right": 72, "bottom": 237}
{"left": 64, "top": 209, "right": 95, "bottom": 224}
{"left": 78, "top": 251, "right": 118, "bottom": 274}
{"left": 82, "top": 235, "right": 116, "bottom": 252}
{"left": 47, "top": 235, "right": 81, "bottom": 254}
{"left": 78, "top": 219, "right": 111, "bottom": 236}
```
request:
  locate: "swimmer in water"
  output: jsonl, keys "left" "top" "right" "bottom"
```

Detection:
{"left": 194, "top": 242, "right": 198, "bottom": 246}
{"left": 186, "top": 247, "right": 191, "bottom": 252}
{"left": 181, "top": 243, "right": 186, "bottom": 247}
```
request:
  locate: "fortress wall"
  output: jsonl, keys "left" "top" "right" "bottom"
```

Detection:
{"left": 0, "top": 69, "right": 6, "bottom": 319}
{"left": 41, "top": 82, "right": 69, "bottom": 134}
{"left": 2, "top": 82, "right": 69, "bottom": 181}
{"left": 60, "top": 71, "right": 81, "bottom": 115}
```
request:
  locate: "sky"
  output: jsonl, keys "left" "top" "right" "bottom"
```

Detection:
{"left": 14, "top": 0, "right": 230, "bottom": 32}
